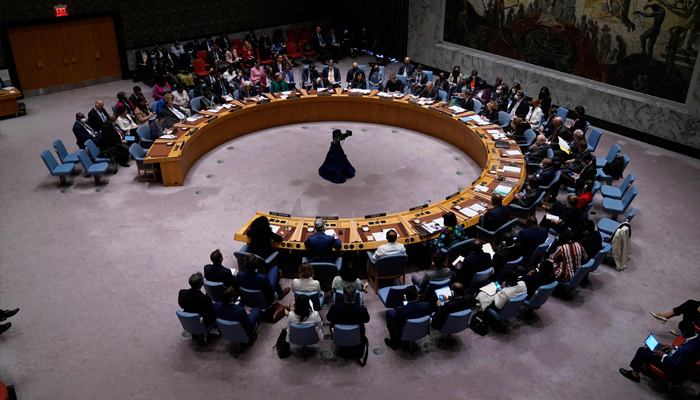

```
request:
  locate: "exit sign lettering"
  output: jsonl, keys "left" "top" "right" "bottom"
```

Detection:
{"left": 54, "top": 5, "right": 68, "bottom": 17}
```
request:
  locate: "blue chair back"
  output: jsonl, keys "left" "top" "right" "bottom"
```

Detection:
{"left": 439, "top": 309, "right": 472, "bottom": 335}
{"left": 41, "top": 150, "right": 60, "bottom": 173}
{"left": 583, "top": 198, "right": 595, "bottom": 215}
{"left": 112, "top": 105, "right": 117, "bottom": 115}
{"left": 217, "top": 318, "right": 252, "bottom": 342}
{"left": 295, "top": 291, "right": 322, "bottom": 311}
{"left": 424, "top": 279, "right": 451, "bottom": 298}
{"left": 524, "top": 281, "right": 558, "bottom": 309}
{"left": 239, "top": 288, "right": 267, "bottom": 310}
{"left": 358, "top": 64, "right": 366, "bottom": 77}
{"left": 77, "top": 149, "right": 94, "bottom": 170}
{"left": 618, "top": 174, "right": 636, "bottom": 198}
{"left": 588, "top": 128, "right": 602, "bottom": 151}
{"left": 467, "top": 267, "right": 493, "bottom": 294}
{"left": 556, "top": 107, "right": 569, "bottom": 120}
{"left": 289, "top": 322, "right": 319, "bottom": 346}
{"left": 204, "top": 280, "right": 225, "bottom": 302}
{"left": 52, "top": 140, "right": 72, "bottom": 163}
{"left": 546, "top": 148, "right": 554, "bottom": 159}
{"left": 438, "top": 90, "right": 447, "bottom": 102}
{"left": 423, "top": 70, "right": 433, "bottom": 82}
{"left": 397, "top": 75, "right": 407, "bottom": 84}
{"left": 333, "top": 324, "right": 361, "bottom": 347}
{"left": 498, "top": 111, "right": 511, "bottom": 128}
{"left": 589, "top": 243, "right": 612, "bottom": 274}
{"left": 505, "top": 256, "right": 523, "bottom": 270}
{"left": 523, "top": 129, "right": 537, "bottom": 147}
{"left": 563, "top": 258, "right": 594, "bottom": 289}
{"left": 191, "top": 97, "right": 203, "bottom": 113}
{"left": 476, "top": 219, "right": 518, "bottom": 244}
{"left": 400, "top": 315, "right": 430, "bottom": 341}
{"left": 605, "top": 144, "right": 622, "bottom": 164}
{"left": 442, "top": 238, "right": 474, "bottom": 263}
{"left": 491, "top": 293, "right": 527, "bottom": 321}
{"left": 176, "top": 310, "right": 210, "bottom": 335}
{"left": 541, "top": 170, "right": 561, "bottom": 190}
{"left": 528, "top": 237, "right": 553, "bottom": 267}
{"left": 378, "top": 285, "right": 411, "bottom": 308}
{"left": 334, "top": 290, "right": 363, "bottom": 306}
{"left": 585, "top": 121, "right": 591, "bottom": 133}
{"left": 472, "top": 98, "right": 483, "bottom": 113}
{"left": 311, "top": 262, "right": 339, "bottom": 291}
{"left": 189, "top": 89, "right": 194, "bottom": 99}
{"left": 371, "top": 253, "right": 408, "bottom": 277}
{"left": 137, "top": 124, "right": 151, "bottom": 141}
{"left": 592, "top": 181, "right": 601, "bottom": 196}
{"left": 620, "top": 186, "right": 638, "bottom": 213}
{"left": 622, "top": 155, "right": 630, "bottom": 172}
{"left": 234, "top": 91, "right": 240, "bottom": 100}
{"left": 150, "top": 102, "right": 158, "bottom": 112}
{"left": 84, "top": 140, "right": 102, "bottom": 161}
{"left": 624, "top": 208, "right": 637, "bottom": 223}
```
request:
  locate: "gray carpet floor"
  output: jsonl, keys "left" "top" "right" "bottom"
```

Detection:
{"left": 1, "top": 56, "right": 699, "bottom": 399}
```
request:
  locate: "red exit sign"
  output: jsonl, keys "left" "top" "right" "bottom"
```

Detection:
{"left": 54, "top": 5, "right": 68, "bottom": 17}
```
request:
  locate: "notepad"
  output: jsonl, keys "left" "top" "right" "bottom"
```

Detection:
{"left": 480, "top": 282, "right": 498, "bottom": 296}
{"left": 503, "top": 166, "right": 521, "bottom": 173}
{"left": 324, "top": 229, "right": 337, "bottom": 237}
{"left": 281, "top": 91, "right": 292, "bottom": 95}
{"left": 458, "top": 208, "right": 479, "bottom": 218}
{"left": 482, "top": 243, "right": 495, "bottom": 257}
{"left": 487, "top": 129, "right": 501, "bottom": 134}
{"left": 474, "top": 185, "right": 489, "bottom": 193}
{"left": 270, "top": 225, "right": 281, "bottom": 234}
{"left": 493, "top": 185, "right": 513, "bottom": 196}
{"left": 506, "top": 150, "right": 521, "bottom": 156}
{"left": 159, "top": 134, "right": 176, "bottom": 139}
{"left": 545, "top": 213, "right": 561, "bottom": 223}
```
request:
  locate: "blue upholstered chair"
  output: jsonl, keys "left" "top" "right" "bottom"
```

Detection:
{"left": 136, "top": 124, "right": 153, "bottom": 148}
{"left": 332, "top": 324, "right": 362, "bottom": 362}
{"left": 472, "top": 98, "right": 483, "bottom": 113}
{"left": 519, "top": 129, "right": 537, "bottom": 149}
{"left": 475, "top": 219, "right": 518, "bottom": 246}
{"left": 523, "top": 281, "right": 558, "bottom": 317}
{"left": 366, "top": 252, "right": 408, "bottom": 293}
{"left": 587, "top": 128, "right": 602, "bottom": 152}
{"left": 438, "top": 90, "right": 448, "bottom": 102}
{"left": 301, "top": 256, "right": 341, "bottom": 292}
{"left": 596, "top": 144, "right": 621, "bottom": 168}
{"left": 540, "top": 170, "right": 561, "bottom": 203}
{"left": 587, "top": 244, "right": 612, "bottom": 276}
{"left": 418, "top": 278, "right": 451, "bottom": 301}
{"left": 41, "top": 150, "right": 75, "bottom": 185}
{"left": 53, "top": 139, "right": 80, "bottom": 164}
{"left": 440, "top": 238, "right": 474, "bottom": 267}
{"left": 400, "top": 315, "right": 431, "bottom": 356}
{"left": 234, "top": 244, "right": 278, "bottom": 274}
{"left": 85, "top": 139, "right": 116, "bottom": 172}
{"left": 289, "top": 322, "right": 320, "bottom": 361}
{"left": 334, "top": 290, "right": 363, "bottom": 306}
{"left": 217, "top": 318, "right": 258, "bottom": 357}
{"left": 466, "top": 267, "right": 493, "bottom": 296}
{"left": 295, "top": 291, "right": 324, "bottom": 311}
{"left": 601, "top": 186, "right": 638, "bottom": 220}
{"left": 129, "top": 143, "right": 157, "bottom": 182}
{"left": 559, "top": 258, "right": 594, "bottom": 294}
{"left": 487, "top": 293, "right": 527, "bottom": 332}
{"left": 498, "top": 111, "right": 511, "bottom": 128}
{"left": 358, "top": 64, "right": 367, "bottom": 77}
{"left": 597, "top": 155, "right": 629, "bottom": 185}
{"left": 176, "top": 310, "right": 215, "bottom": 347}
{"left": 150, "top": 101, "right": 159, "bottom": 112}
{"left": 77, "top": 149, "right": 109, "bottom": 184}
{"left": 567, "top": 181, "right": 600, "bottom": 196}
{"left": 525, "top": 237, "right": 554, "bottom": 269}
{"left": 190, "top": 97, "right": 203, "bottom": 113}
{"left": 509, "top": 191, "right": 546, "bottom": 221}
{"left": 423, "top": 70, "right": 433, "bottom": 82}
{"left": 598, "top": 208, "right": 637, "bottom": 235}
{"left": 438, "top": 309, "right": 472, "bottom": 348}
{"left": 600, "top": 173, "right": 636, "bottom": 200}
{"left": 203, "top": 280, "right": 225, "bottom": 302}
{"left": 378, "top": 284, "right": 412, "bottom": 308}
{"left": 239, "top": 288, "right": 268, "bottom": 311}
{"left": 556, "top": 107, "right": 569, "bottom": 120}
{"left": 233, "top": 91, "right": 240, "bottom": 100}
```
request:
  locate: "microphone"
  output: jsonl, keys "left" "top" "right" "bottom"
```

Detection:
{"left": 420, "top": 199, "right": 431, "bottom": 214}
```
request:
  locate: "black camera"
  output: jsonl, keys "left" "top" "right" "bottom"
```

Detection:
{"left": 332, "top": 129, "right": 352, "bottom": 146}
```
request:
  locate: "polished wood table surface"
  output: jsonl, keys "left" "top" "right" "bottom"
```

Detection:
{"left": 144, "top": 89, "right": 527, "bottom": 250}
{"left": 0, "top": 87, "right": 22, "bottom": 117}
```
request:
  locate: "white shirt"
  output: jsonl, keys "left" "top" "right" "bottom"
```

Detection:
{"left": 171, "top": 45, "right": 185, "bottom": 57}
{"left": 286, "top": 311, "right": 323, "bottom": 343}
{"left": 115, "top": 115, "right": 137, "bottom": 131}
{"left": 372, "top": 242, "right": 406, "bottom": 260}
{"left": 477, "top": 281, "right": 527, "bottom": 311}
{"left": 510, "top": 99, "right": 522, "bottom": 117}
{"left": 526, "top": 107, "right": 543, "bottom": 130}
{"left": 223, "top": 70, "right": 236, "bottom": 85}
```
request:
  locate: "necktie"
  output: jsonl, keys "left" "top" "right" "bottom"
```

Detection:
{"left": 319, "top": 34, "right": 324, "bottom": 45}
{"left": 170, "top": 107, "right": 184, "bottom": 120}
{"left": 142, "top": 52, "right": 146, "bottom": 63}
{"left": 99, "top": 110, "right": 106, "bottom": 122}
{"left": 221, "top": 82, "right": 227, "bottom": 95}
{"left": 114, "top": 125, "right": 125, "bottom": 140}
{"left": 83, "top": 123, "right": 96, "bottom": 137}
{"left": 329, "top": 69, "right": 334, "bottom": 84}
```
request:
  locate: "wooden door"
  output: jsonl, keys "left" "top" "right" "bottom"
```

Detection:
{"left": 63, "top": 20, "right": 99, "bottom": 83}
{"left": 88, "top": 17, "right": 121, "bottom": 78}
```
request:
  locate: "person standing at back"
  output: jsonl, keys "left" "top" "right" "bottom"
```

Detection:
{"left": 304, "top": 218, "right": 341, "bottom": 263}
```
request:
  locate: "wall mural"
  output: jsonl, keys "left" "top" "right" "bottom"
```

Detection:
{"left": 443, "top": 0, "right": 700, "bottom": 102}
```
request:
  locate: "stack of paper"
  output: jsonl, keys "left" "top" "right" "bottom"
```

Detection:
{"left": 493, "top": 185, "right": 513, "bottom": 196}
{"left": 469, "top": 203, "right": 487, "bottom": 213}
{"left": 270, "top": 225, "right": 281, "bottom": 234}
{"left": 372, "top": 229, "right": 401, "bottom": 242}
{"left": 324, "top": 229, "right": 337, "bottom": 237}
{"left": 281, "top": 91, "right": 292, "bottom": 95}
{"left": 506, "top": 150, "right": 521, "bottom": 156}
{"left": 480, "top": 282, "right": 498, "bottom": 296}
{"left": 504, "top": 166, "right": 521, "bottom": 173}
{"left": 448, "top": 106, "right": 467, "bottom": 114}
{"left": 474, "top": 185, "right": 490, "bottom": 193}
{"left": 458, "top": 208, "right": 479, "bottom": 218}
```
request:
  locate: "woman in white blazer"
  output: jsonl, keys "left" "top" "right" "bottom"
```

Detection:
{"left": 526, "top": 98, "right": 543, "bottom": 130}
{"left": 285, "top": 294, "right": 323, "bottom": 343}
{"left": 291, "top": 262, "right": 323, "bottom": 297}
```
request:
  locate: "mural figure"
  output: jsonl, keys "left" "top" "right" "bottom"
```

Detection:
{"left": 666, "top": 25, "right": 687, "bottom": 74}
{"left": 599, "top": 24, "right": 613, "bottom": 62}
{"left": 633, "top": 4, "right": 666, "bottom": 56}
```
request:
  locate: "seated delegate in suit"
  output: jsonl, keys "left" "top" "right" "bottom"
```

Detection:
{"left": 371, "top": 230, "right": 406, "bottom": 260}
{"left": 434, "top": 72, "right": 450, "bottom": 94}
{"left": 203, "top": 249, "right": 236, "bottom": 289}
{"left": 431, "top": 211, "right": 469, "bottom": 253}
{"left": 454, "top": 76, "right": 471, "bottom": 97}
{"left": 541, "top": 194, "right": 586, "bottom": 235}
{"left": 507, "top": 90, "right": 529, "bottom": 119}
{"left": 578, "top": 219, "right": 602, "bottom": 260}
{"left": 620, "top": 320, "right": 700, "bottom": 384}
{"left": 431, "top": 283, "right": 473, "bottom": 330}
{"left": 214, "top": 286, "right": 261, "bottom": 344}
{"left": 551, "top": 230, "right": 587, "bottom": 283}
{"left": 88, "top": 100, "right": 111, "bottom": 133}
{"left": 539, "top": 106, "right": 558, "bottom": 133}
{"left": 304, "top": 218, "right": 342, "bottom": 263}
{"left": 521, "top": 259, "right": 556, "bottom": 298}
{"left": 237, "top": 81, "right": 258, "bottom": 100}
{"left": 149, "top": 114, "right": 166, "bottom": 140}
{"left": 99, "top": 114, "right": 131, "bottom": 167}
{"left": 129, "top": 86, "right": 144, "bottom": 108}
{"left": 507, "top": 117, "right": 528, "bottom": 141}
{"left": 476, "top": 268, "right": 527, "bottom": 311}
{"left": 569, "top": 105, "right": 588, "bottom": 133}
{"left": 455, "top": 240, "right": 492, "bottom": 286}
{"left": 411, "top": 252, "right": 452, "bottom": 299}
{"left": 198, "top": 89, "right": 220, "bottom": 111}
{"left": 332, "top": 263, "right": 368, "bottom": 293}
{"left": 212, "top": 73, "right": 232, "bottom": 98}
{"left": 557, "top": 139, "right": 589, "bottom": 174}
{"left": 115, "top": 106, "right": 139, "bottom": 138}
{"left": 545, "top": 117, "right": 573, "bottom": 143}
{"left": 271, "top": 54, "right": 285, "bottom": 75}
{"left": 384, "top": 74, "right": 405, "bottom": 93}
{"left": 482, "top": 193, "right": 510, "bottom": 232}
{"left": 397, "top": 57, "right": 416, "bottom": 79}
{"left": 530, "top": 158, "right": 556, "bottom": 187}
{"left": 345, "top": 62, "right": 361, "bottom": 87}
{"left": 313, "top": 76, "right": 331, "bottom": 90}
{"left": 178, "top": 272, "right": 216, "bottom": 327}
{"left": 172, "top": 84, "right": 191, "bottom": 115}
{"left": 515, "top": 216, "right": 549, "bottom": 263}
{"left": 237, "top": 254, "right": 289, "bottom": 307}
{"left": 479, "top": 100, "right": 500, "bottom": 124}
{"left": 159, "top": 94, "right": 187, "bottom": 129}
{"left": 368, "top": 64, "right": 384, "bottom": 91}
{"left": 525, "top": 134, "right": 549, "bottom": 164}
{"left": 556, "top": 152, "right": 596, "bottom": 196}
{"left": 384, "top": 286, "right": 431, "bottom": 350}
{"left": 285, "top": 294, "right": 323, "bottom": 343}
{"left": 327, "top": 286, "right": 371, "bottom": 340}
{"left": 513, "top": 179, "right": 543, "bottom": 209}
{"left": 322, "top": 60, "right": 342, "bottom": 88}
{"left": 408, "top": 65, "right": 428, "bottom": 95}
{"left": 472, "top": 80, "right": 492, "bottom": 104}
{"left": 492, "top": 232, "right": 524, "bottom": 281}
{"left": 291, "top": 262, "right": 323, "bottom": 297}
{"left": 350, "top": 72, "right": 367, "bottom": 89}
{"left": 269, "top": 72, "right": 290, "bottom": 94}
{"left": 282, "top": 65, "right": 296, "bottom": 90}
{"left": 416, "top": 81, "right": 439, "bottom": 100}
{"left": 525, "top": 98, "right": 543, "bottom": 130}
{"left": 245, "top": 215, "right": 283, "bottom": 258}
{"left": 72, "top": 112, "right": 101, "bottom": 149}
{"left": 454, "top": 90, "right": 474, "bottom": 111}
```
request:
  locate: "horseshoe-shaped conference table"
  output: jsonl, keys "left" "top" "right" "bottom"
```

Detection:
{"left": 144, "top": 89, "right": 527, "bottom": 250}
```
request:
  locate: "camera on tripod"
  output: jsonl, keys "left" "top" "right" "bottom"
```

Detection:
{"left": 332, "top": 129, "right": 352, "bottom": 146}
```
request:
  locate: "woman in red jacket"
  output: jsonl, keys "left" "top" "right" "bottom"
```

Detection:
{"left": 577, "top": 180, "right": 594, "bottom": 211}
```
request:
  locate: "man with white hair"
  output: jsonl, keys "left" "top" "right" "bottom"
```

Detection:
{"left": 398, "top": 57, "right": 415, "bottom": 78}
{"left": 304, "top": 218, "right": 342, "bottom": 263}
{"left": 417, "top": 81, "right": 440, "bottom": 100}
{"left": 236, "top": 80, "right": 257, "bottom": 100}
{"left": 526, "top": 134, "right": 549, "bottom": 163}
{"left": 544, "top": 116, "right": 572, "bottom": 143}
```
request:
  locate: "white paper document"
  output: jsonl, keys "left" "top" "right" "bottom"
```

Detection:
{"left": 487, "top": 129, "right": 501, "bottom": 134}
{"left": 372, "top": 229, "right": 400, "bottom": 242}
{"left": 482, "top": 243, "right": 495, "bottom": 257}
{"left": 270, "top": 225, "right": 281, "bottom": 234}
{"left": 469, "top": 204, "right": 487, "bottom": 212}
{"left": 493, "top": 185, "right": 513, "bottom": 196}
{"left": 324, "top": 229, "right": 337, "bottom": 237}
{"left": 504, "top": 166, "right": 521, "bottom": 173}
{"left": 474, "top": 185, "right": 490, "bottom": 193}
{"left": 458, "top": 208, "right": 479, "bottom": 218}
{"left": 506, "top": 150, "right": 521, "bottom": 156}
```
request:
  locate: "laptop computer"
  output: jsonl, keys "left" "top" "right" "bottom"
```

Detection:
{"left": 645, "top": 334, "right": 659, "bottom": 351}
{"left": 494, "top": 140, "right": 510, "bottom": 149}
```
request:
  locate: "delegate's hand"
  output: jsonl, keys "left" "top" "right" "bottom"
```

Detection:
{"left": 658, "top": 344, "right": 674, "bottom": 352}
{"left": 435, "top": 299, "right": 442, "bottom": 308}
{"left": 652, "top": 350, "right": 666, "bottom": 358}
{"left": 284, "top": 309, "right": 290, "bottom": 316}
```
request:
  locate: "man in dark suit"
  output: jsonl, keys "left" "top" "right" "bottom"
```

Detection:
{"left": 526, "top": 134, "right": 549, "bottom": 163}
{"left": 455, "top": 240, "right": 492, "bottom": 286}
{"left": 88, "top": 100, "right": 110, "bottom": 132}
{"left": 546, "top": 117, "right": 573, "bottom": 143}
{"left": 236, "top": 81, "right": 258, "bottom": 100}
{"left": 507, "top": 90, "right": 529, "bottom": 119}
{"left": 431, "top": 283, "right": 473, "bottom": 330}
{"left": 214, "top": 287, "right": 261, "bottom": 344}
{"left": 311, "top": 26, "right": 327, "bottom": 62}
{"left": 492, "top": 232, "right": 523, "bottom": 281}
{"left": 455, "top": 90, "right": 475, "bottom": 110}
{"left": 149, "top": 115, "right": 165, "bottom": 139}
{"left": 620, "top": 320, "right": 700, "bottom": 384}
{"left": 516, "top": 216, "right": 549, "bottom": 264}
{"left": 312, "top": 76, "right": 331, "bottom": 90}
{"left": 134, "top": 47, "right": 152, "bottom": 83}
{"left": 384, "top": 286, "right": 431, "bottom": 349}
{"left": 203, "top": 249, "right": 236, "bottom": 288}
{"left": 206, "top": 45, "right": 224, "bottom": 68}
{"left": 492, "top": 85, "right": 509, "bottom": 111}
{"left": 271, "top": 54, "right": 286, "bottom": 75}
{"left": 557, "top": 153, "right": 596, "bottom": 196}
{"left": 412, "top": 252, "right": 452, "bottom": 299}
{"left": 531, "top": 158, "right": 556, "bottom": 187}
{"left": 236, "top": 254, "right": 289, "bottom": 307}
{"left": 99, "top": 114, "right": 130, "bottom": 167}
{"left": 397, "top": 57, "right": 415, "bottom": 79}
{"left": 560, "top": 140, "right": 590, "bottom": 174}
{"left": 513, "top": 179, "right": 543, "bottom": 208}
{"left": 327, "top": 285, "right": 371, "bottom": 339}
{"left": 384, "top": 74, "right": 405, "bottom": 93}
{"left": 213, "top": 73, "right": 232, "bottom": 97}
{"left": 72, "top": 112, "right": 101, "bottom": 149}
{"left": 129, "top": 86, "right": 143, "bottom": 107}
{"left": 409, "top": 65, "right": 428, "bottom": 95}
{"left": 178, "top": 272, "right": 216, "bottom": 326}
{"left": 160, "top": 96, "right": 187, "bottom": 129}
{"left": 322, "top": 59, "right": 342, "bottom": 88}
{"left": 304, "top": 218, "right": 341, "bottom": 263}
{"left": 483, "top": 193, "right": 510, "bottom": 231}
{"left": 345, "top": 62, "right": 361, "bottom": 86}
{"left": 417, "top": 81, "right": 440, "bottom": 100}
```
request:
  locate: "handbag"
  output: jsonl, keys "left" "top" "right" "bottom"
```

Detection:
{"left": 267, "top": 302, "right": 288, "bottom": 324}
{"left": 274, "top": 328, "right": 291, "bottom": 358}
{"left": 469, "top": 310, "right": 489, "bottom": 336}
